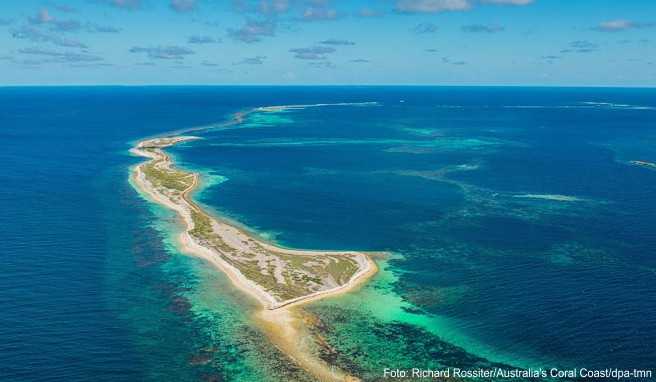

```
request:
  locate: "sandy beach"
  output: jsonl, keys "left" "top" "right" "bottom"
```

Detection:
{"left": 130, "top": 130, "right": 377, "bottom": 381}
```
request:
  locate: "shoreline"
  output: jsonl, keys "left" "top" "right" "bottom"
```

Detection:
{"left": 129, "top": 109, "right": 379, "bottom": 381}
{"left": 130, "top": 140, "right": 377, "bottom": 310}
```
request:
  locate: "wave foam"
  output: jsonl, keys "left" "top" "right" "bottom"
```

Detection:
{"left": 257, "top": 102, "right": 379, "bottom": 112}
{"left": 513, "top": 194, "right": 583, "bottom": 202}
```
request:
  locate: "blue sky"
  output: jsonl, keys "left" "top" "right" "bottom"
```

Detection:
{"left": 0, "top": 0, "right": 654, "bottom": 86}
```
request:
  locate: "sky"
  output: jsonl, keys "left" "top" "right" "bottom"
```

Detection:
{"left": 0, "top": 0, "right": 654, "bottom": 86}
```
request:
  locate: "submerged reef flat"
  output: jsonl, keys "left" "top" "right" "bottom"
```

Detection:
{"left": 512, "top": 194, "right": 583, "bottom": 202}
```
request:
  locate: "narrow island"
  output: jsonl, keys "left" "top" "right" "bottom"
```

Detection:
{"left": 130, "top": 111, "right": 377, "bottom": 381}
{"left": 629, "top": 160, "right": 656, "bottom": 170}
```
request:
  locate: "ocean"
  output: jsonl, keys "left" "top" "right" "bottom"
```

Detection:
{"left": 1, "top": 86, "right": 655, "bottom": 381}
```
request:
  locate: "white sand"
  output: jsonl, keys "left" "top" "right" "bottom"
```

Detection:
{"left": 130, "top": 135, "right": 378, "bottom": 381}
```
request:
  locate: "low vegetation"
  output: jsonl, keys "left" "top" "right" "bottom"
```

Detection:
{"left": 139, "top": 137, "right": 367, "bottom": 305}
{"left": 142, "top": 162, "right": 193, "bottom": 192}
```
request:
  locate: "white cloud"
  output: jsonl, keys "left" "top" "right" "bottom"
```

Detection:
{"left": 595, "top": 19, "right": 655, "bottom": 32}
{"left": 462, "top": 24, "right": 505, "bottom": 33}
{"left": 188, "top": 35, "right": 220, "bottom": 44}
{"left": 412, "top": 22, "right": 439, "bottom": 33}
{"left": 481, "top": 0, "right": 533, "bottom": 5}
{"left": 11, "top": 26, "right": 87, "bottom": 48}
{"left": 129, "top": 46, "right": 195, "bottom": 60}
{"left": 301, "top": 7, "right": 340, "bottom": 21}
{"left": 258, "top": 0, "right": 290, "bottom": 15}
{"left": 17, "top": 48, "right": 103, "bottom": 64}
{"left": 396, "top": 0, "right": 532, "bottom": 13}
{"left": 236, "top": 55, "right": 267, "bottom": 65}
{"left": 289, "top": 46, "right": 336, "bottom": 60}
{"left": 170, "top": 0, "right": 196, "bottom": 13}
{"left": 319, "top": 39, "right": 355, "bottom": 46}
{"left": 227, "top": 20, "right": 276, "bottom": 43}
{"left": 396, "top": 0, "right": 471, "bottom": 13}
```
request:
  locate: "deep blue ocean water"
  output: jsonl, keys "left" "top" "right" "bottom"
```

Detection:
{"left": 1, "top": 87, "right": 655, "bottom": 381}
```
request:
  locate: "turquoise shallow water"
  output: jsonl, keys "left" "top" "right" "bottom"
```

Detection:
{"left": 1, "top": 86, "right": 655, "bottom": 381}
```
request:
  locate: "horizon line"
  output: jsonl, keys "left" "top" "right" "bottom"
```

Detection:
{"left": 1, "top": 84, "right": 655, "bottom": 89}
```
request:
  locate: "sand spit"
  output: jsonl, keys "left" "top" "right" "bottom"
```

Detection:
{"left": 629, "top": 160, "right": 656, "bottom": 170}
{"left": 130, "top": 111, "right": 379, "bottom": 381}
